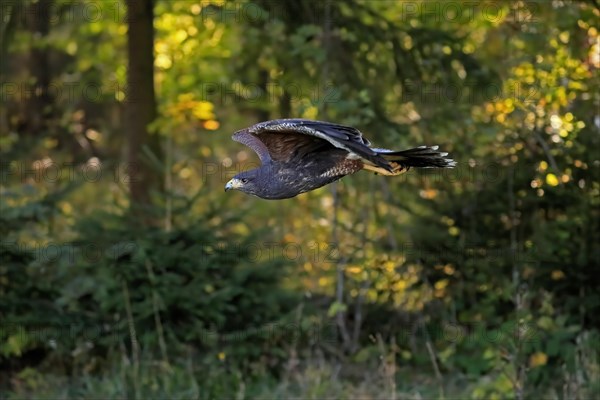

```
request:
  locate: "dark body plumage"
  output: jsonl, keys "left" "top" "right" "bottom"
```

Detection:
{"left": 246, "top": 148, "right": 362, "bottom": 199}
{"left": 225, "top": 119, "right": 455, "bottom": 199}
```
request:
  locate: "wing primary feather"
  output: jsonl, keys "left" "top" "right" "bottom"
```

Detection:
{"left": 232, "top": 130, "right": 272, "bottom": 163}
{"left": 237, "top": 119, "right": 394, "bottom": 171}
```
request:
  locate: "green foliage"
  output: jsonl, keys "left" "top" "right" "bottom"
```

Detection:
{"left": 1, "top": 196, "right": 300, "bottom": 392}
{"left": 0, "top": 184, "right": 71, "bottom": 360}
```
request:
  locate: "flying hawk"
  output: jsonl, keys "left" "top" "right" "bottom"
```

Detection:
{"left": 225, "top": 119, "right": 455, "bottom": 199}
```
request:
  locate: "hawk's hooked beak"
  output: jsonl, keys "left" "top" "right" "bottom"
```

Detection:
{"left": 225, "top": 178, "right": 243, "bottom": 192}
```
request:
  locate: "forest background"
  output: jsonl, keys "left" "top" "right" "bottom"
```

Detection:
{"left": 1, "top": 1, "right": 599, "bottom": 398}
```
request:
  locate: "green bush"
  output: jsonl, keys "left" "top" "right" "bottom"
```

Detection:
{"left": 1, "top": 198, "right": 300, "bottom": 387}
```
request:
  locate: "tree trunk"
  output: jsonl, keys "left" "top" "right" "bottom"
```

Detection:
{"left": 126, "top": 0, "right": 160, "bottom": 209}
{"left": 256, "top": 68, "right": 270, "bottom": 121}
{"left": 24, "top": 0, "right": 52, "bottom": 135}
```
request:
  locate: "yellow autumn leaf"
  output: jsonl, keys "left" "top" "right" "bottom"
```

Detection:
{"left": 179, "top": 167, "right": 192, "bottom": 179}
{"left": 318, "top": 276, "right": 332, "bottom": 287}
{"left": 443, "top": 264, "right": 455, "bottom": 275}
{"left": 529, "top": 352, "right": 548, "bottom": 368}
{"left": 546, "top": 173, "right": 559, "bottom": 186}
{"left": 383, "top": 260, "right": 395, "bottom": 272}
{"left": 193, "top": 102, "right": 215, "bottom": 120}
{"left": 448, "top": 226, "right": 460, "bottom": 236}
{"left": 346, "top": 266, "right": 362, "bottom": 274}
{"left": 200, "top": 146, "right": 211, "bottom": 157}
{"left": 551, "top": 270, "right": 565, "bottom": 280}
{"left": 434, "top": 279, "right": 449, "bottom": 290}
{"left": 174, "top": 29, "right": 188, "bottom": 44}
{"left": 302, "top": 106, "right": 319, "bottom": 120}
{"left": 155, "top": 54, "right": 172, "bottom": 69}
{"left": 283, "top": 233, "right": 297, "bottom": 243}
{"left": 559, "top": 129, "right": 568, "bottom": 138}
{"left": 420, "top": 189, "right": 438, "bottom": 199}
{"left": 60, "top": 202, "right": 73, "bottom": 215}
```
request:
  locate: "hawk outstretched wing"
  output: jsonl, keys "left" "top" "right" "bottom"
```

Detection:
{"left": 232, "top": 119, "right": 392, "bottom": 170}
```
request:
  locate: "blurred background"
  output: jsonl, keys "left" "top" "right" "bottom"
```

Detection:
{"left": 1, "top": 0, "right": 599, "bottom": 398}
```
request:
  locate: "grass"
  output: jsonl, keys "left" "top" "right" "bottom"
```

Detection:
{"left": 4, "top": 330, "right": 599, "bottom": 399}
{"left": 7, "top": 355, "right": 597, "bottom": 400}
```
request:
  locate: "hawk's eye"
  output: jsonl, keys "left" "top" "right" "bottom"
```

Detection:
{"left": 241, "top": 178, "right": 249, "bottom": 183}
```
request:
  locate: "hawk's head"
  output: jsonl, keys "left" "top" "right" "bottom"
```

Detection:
{"left": 224, "top": 171, "right": 258, "bottom": 195}
{"left": 225, "top": 169, "right": 269, "bottom": 199}
{"left": 224, "top": 166, "right": 294, "bottom": 200}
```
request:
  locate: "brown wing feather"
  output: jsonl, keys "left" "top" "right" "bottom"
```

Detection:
{"left": 233, "top": 119, "right": 392, "bottom": 171}
{"left": 252, "top": 119, "right": 391, "bottom": 170}
{"left": 256, "top": 131, "right": 328, "bottom": 162}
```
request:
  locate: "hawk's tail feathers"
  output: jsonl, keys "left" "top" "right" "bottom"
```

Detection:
{"left": 375, "top": 146, "right": 456, "bottom": 169}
